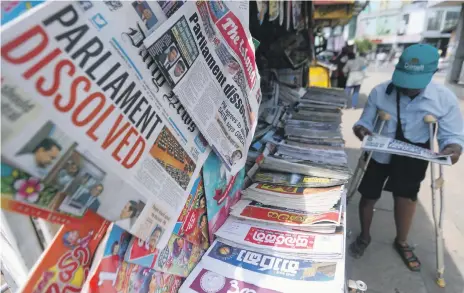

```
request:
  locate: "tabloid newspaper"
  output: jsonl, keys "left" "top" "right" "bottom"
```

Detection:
{"left": 362, "top": 135, "right": 452, "bottom": 165}
{"left": 1, "top": 1, "right": 213, "bottom": 248}
{"left": 144, "top": 1, "right": 261, "bottom": 175}
{"left": 179, "top": 240, "right": 345, "bottom": 293}
{"left": 230, "top": 200, "right": 341, "bottom": 227}
{"left": 215, "top": 218, "right": 343, "bottom": 257}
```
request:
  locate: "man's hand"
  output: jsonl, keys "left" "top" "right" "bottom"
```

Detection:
{"left": 440, "top": 144, "right": 462, "bottom": 165}
{"left": 353, "top": 125, "right": 373, "bottom": 141}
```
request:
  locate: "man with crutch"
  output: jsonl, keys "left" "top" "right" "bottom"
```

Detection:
{"left": 348, "top": 44, "right": 464, "bottom": 273}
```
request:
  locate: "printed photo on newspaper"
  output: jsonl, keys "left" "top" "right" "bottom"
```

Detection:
{"left": 0, "top": 1, "right": 212, "bottom": 249}
{"left": 144, "top": 0, "right": 261, "bottom": 175}
{"left": 362, "top": 135, "right": 452, "bottom": 165}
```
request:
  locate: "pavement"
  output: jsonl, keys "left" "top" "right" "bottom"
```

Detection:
{"left": 343, "top": 68, "right": 464, "bottom": 293}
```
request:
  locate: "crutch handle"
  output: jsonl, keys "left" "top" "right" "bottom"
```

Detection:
{"left": 378, "top": 110, "right": 391, "bottom": 121}
{"left": 424, "top": 115, "right": 437, "bottom": 124}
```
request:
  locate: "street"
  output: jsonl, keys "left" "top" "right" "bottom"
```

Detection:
{"left": 343, "top": 67, "right": 464, "bottom": 293}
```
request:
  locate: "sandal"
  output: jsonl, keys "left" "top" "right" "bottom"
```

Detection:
{"left": 349, "top": 236, "right": 371, "bottom": 259}
{"left": 393, "top": 240, "right": 421, "bottom": 271}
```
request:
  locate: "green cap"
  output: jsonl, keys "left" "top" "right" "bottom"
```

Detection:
{"left": 392, "top": 44, "right": 439, "bottom": 89}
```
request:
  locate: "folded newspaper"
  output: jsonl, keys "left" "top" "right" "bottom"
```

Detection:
{"left": 1, "top": 1, "right": 213, "bottom": 248}
{"left": 215, "top": 218, "right": 344, "bottom": 258}
{"left": 144, "top": 1, "right": 261, "bottom": 175}
{"left": 179, "top": 240, "right": 345, "bottom": 293}
{"left": 253, "top": 171, "right": 347, "bottom": 188}
{"left": 362, "top": 135, "right": 452, "bottom": 165}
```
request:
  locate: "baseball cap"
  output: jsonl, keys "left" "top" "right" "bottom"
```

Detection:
{"left": 392, "top": 44, "right": 439, "bottom": 89}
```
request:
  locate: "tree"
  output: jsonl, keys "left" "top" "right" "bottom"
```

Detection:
{"left": 355, "top": 39, "right": 374, "bottom": 54}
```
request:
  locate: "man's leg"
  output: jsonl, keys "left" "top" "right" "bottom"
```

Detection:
{"left": 351, "top": 85, "right": 360, "bottom": 109}
{"left": 393, "top": 195, "right": 420, "bottom": 270}
{"left": 349, "top": 159, "right": 388, "bottom": 258}
{"left": 394, "top": 196, "right": 417, "bottom": 244}
{"left": 359, "top": 197, "right": 378, "bottom": 242}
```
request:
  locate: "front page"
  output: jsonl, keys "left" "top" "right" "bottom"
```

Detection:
{"left": 215, "top": 218, "right": 343, "bottom": 256}
{"left": 362, "top": 135, "right": 452, "bottom": 165}
{"left": 1, "top": 1, "right": 211, "bottom": 248}
{"left": 180, "top": 240, "right": 343, "bottom": 293}
{"left": 144, "top": 1, "right": 261, "bottom": 175}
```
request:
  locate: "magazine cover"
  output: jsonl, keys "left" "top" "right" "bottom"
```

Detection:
{"left": 18, "top": 211, "right": 110, "bottom": 293}
{"left": 125, "top": 233, "right": 203, "bottom": 277}
{"left": 124, "top": 236, "right": 160, "bottom": 271}
{"left": 154, "top": 234, "right": 204, "bottom": 277}
{"left": 87, "top": 224, "right": 133, "bottom": 293}
{"left": 202, "top": 152, "right": 245, "bottom": 243}
{"left": 172, "top": 175, "right": 209, "bottom": 249}
{"left": 114, "top": 263, "right": 183, "bottom": 293}
{"left": 1, "top": 161, "right": 85, "bottom": 224}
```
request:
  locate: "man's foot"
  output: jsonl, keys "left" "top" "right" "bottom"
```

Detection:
{"left": 393, "top": 240, "right": 421, "bottom": 271}
{"left": 348, "top": 235, "right": 371, "bottom": 259}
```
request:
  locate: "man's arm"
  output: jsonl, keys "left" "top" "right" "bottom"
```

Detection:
{"left": 353, "top": 88, "right": 378, "bottom": 141}
{"left": 437, "top": 97, "right": 464, "bottom": 164}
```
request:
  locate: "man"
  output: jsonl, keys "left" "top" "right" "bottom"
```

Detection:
{"left": 116, "top": 200, "right": 139, "bottom": 230}
{"left": 173, "top": 60, "right": 186, "bottom": 78}
{"left": 159, "top": 46, "right": 179, "bottom": 69}
{"left": 71, "top": 183, "right": 104, "bottom": 212}
{"left": 16, "top": 137, "right": 62, "bottom": 178}
{"left": 349, "top": 44, "right": 464, "bottom": 271}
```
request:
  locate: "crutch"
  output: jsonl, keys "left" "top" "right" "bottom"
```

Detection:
{"left": 347, "top": 110, "right": 391, "bottom": 202}
{"left": 424, "top": 115, "right": 446, "bottom": 288}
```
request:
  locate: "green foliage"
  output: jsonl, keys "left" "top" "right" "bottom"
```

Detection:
{"left": 355, "top": 39, "right": 374, "bottom": 54}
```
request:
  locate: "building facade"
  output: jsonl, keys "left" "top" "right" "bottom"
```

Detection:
{"left": 355, "top": 0, "right": 461, "bottom": 56}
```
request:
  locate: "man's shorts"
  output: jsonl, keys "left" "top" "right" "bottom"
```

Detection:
{"left": 358, "top": 156, "right": 429, "bottom": 201}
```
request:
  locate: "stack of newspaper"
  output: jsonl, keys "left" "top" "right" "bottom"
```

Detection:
{"left": 180, "top": 73, "right": 349, "bottom": 292}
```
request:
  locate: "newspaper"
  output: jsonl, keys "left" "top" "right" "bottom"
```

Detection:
{"left": 253, "top": 171, "right": 347, "bottom": 188}
{"left": 362, "top": 135, "right": 452, "bottom": 165}
{"left": 144, "top": 0, "right": 261, "bottom": 175}
{"left": 180, "top": 240, "right": 345, "bottom": 293}
{"left": 1, "top": 1, "right": 212, "bottom": 248}
{"left": 230, "top": 200, "right": 341, "bottom": 226}
{"left": 215, "top": 218, "right": 343, "bottom": 257}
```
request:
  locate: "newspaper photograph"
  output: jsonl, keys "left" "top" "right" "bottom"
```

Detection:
{"left": 215, "top": 218, "right": 343, "bottom": 256}
{"left": 144, "top": 0, "right": 261, "bottom": 175}
{"left": 362, "top": 135, "right": 452, "bottom": 165}
{"left": 180, "top": 240, "right": 344, "bottom": 293}
{"left": 1, "top": 1, "right": 212, "bottom": 248}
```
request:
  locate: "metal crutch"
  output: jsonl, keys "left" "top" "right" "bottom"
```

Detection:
{"left": 424, "top": 115, "right": 446, "bottom": 288}
{"left": 347, "top": 110, "right": 391, "bottom": 202}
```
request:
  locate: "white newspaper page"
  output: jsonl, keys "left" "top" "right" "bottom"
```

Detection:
{"left": 144, "top": 1, "right": 261, "bottom": 175}
{"left": 180, "top": 240, "right": 344, "bottom": 293}
{"left": 362, "top": 135, "right": 452, "bottom": 165}
{"left": 215, "top": 218, "right": 343, "bottom": 255}
{"left": 1, "top": 1, "right": 211, "bottom": 248}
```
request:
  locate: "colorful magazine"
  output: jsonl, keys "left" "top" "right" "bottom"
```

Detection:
{"left": 172, "top": 175, "right": 209, "bottom": 250}
{"left": 18, "top": 211, "right": 109, "bottom": 293}
{"left": 87, "top": 225, "right": 183, "bottom": 293}
{"left": 202, "top": 152, "right": 245, "bottom": 243}
{"left": 125, "top": 233, "right": 203, "bottom": 277}
{"left": 1, "top": 162, "right": 84, "bottom": 224}
{"left": 87, "top": 224, "right": 133, "bottom": 293}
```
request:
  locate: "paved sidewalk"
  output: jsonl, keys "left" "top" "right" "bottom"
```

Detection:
{"left": 342, "top": 71, "right": 464, "bottom": 293}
